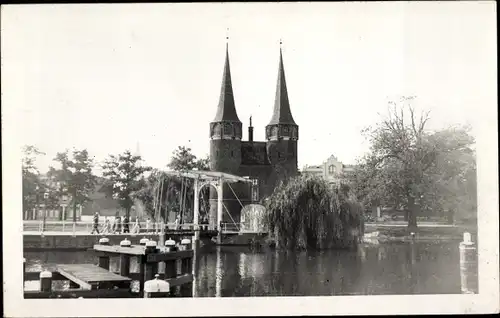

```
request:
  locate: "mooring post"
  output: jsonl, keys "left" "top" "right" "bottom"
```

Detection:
{"left": 119, "top": 238, "right": 132, "bottom": 277}
{"left": 180, "top": 239, "right": 192, "bottom": 272}
{"left": 23, "top": 258, "right": 26, "bottom": 282}
{"left": 138, "top": 238, "right": 151, "bottom": 296}
{"left": 459, "top": 232, "right": 478, "bottom": 294}
{"left": 39, "top": 270, "right": 52, "bottom": 293}
{"left": 98, "top": 237, "right": 110, "bottom": 270}
{"left": 164, "top": 238, "right": 177, "bottom": 281}
{"left": 180, "top": 238, "right": 193, "bottom": 297}
{"left": 158, "top": 227, "right": 166, "bottom": 275}
{"left": 139, "top": 237, "right": 149, "bottom": 246}
{"left": 144, "top": 240, "right": 159, "bottom": 282}
{"left": 144, "top": 274, "right": 170, "bottom": 298}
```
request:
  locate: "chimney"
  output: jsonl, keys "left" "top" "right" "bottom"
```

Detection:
{"left": 248, "top": 116, "right": 254, "bottom": 142}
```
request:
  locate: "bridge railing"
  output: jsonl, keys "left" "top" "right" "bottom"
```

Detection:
{"left": 23, "top": 220, "right": 201, "bottom": 236}
{"left": 220, "top": 222, "right": 240, "bottom": 233}
{"left": 24, "top": 220, "right": 243, "bottom": 235}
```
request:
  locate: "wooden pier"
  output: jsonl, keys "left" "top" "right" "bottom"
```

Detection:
{"left": 23, "top": 237, "right": 195, "bottom": 298}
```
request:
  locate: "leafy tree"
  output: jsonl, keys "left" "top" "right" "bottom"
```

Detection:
{"left": 22, "top": 145, "right": 45, "bottom": 217}
{"left": 422, "top": 126, "right": 477, "bottom": 223}
{"left": 101, "top": 150, "right": 152, "bottom": 219}
{"left": 50, "top": 149, "right": 97, "bottom": 222}
{"left": 345, "top": 97, "right": 476, "bottom": 231}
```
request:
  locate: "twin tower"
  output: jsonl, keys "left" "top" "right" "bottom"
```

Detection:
{"left": 208, "top": 41, "right": 299, "bottom": 225}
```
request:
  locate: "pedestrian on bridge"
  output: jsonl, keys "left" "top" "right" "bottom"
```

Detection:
{"left": 101, "top": 216, "right": 111, "bottom": 234}
{"left": 131, "top": 217, "right": 141, "bottom": 234}
{"left": 91, "top": 212, "right": 100, "bottom": 234}
{"left": 146, "top": 217, "right": 151, "bottom": 233}
{"left": 123, "top": 215, "right": 130, "bottom": 233}
{"left": 114, "top": 215, "right": 122, "bottom": 234}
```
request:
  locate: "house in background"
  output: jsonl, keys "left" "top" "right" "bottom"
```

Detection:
{"left": 302, "top": 154, "right": 355, "bottom": 186}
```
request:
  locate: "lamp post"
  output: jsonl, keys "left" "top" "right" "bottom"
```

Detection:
{"left": 43, "top": 191, "right": 49, "bottom": 232}
{"left": 35, "top": 185, "right": 40, "bottom": 220}
{"left": 61, "top": 187, "right": 68, "bottom": 221}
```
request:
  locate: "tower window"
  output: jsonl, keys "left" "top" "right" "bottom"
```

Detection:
{"left": 329, "top": 165, "right": 336, "bottom": 174}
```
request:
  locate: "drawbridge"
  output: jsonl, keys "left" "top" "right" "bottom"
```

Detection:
{"left": 156, "top": 170, "right": 254, "bottom": 244}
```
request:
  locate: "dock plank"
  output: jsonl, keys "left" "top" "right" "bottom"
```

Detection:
{"left": 93, "top": 244, "right": 146, "bottom": 255}
{"left": 57, "top": 264, "right": 131, "bottom": 290}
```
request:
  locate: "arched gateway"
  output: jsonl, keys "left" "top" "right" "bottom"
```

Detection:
{"left": 162, "top": 170, "right": 253, "bottom": 244}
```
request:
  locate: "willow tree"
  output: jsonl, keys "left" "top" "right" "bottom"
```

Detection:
{"left": 264, "top": 175, "right": 364, "bottom": 250}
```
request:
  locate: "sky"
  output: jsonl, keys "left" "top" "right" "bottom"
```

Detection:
{"left": 2, "top": 2, "right": 496, "bottom": 175}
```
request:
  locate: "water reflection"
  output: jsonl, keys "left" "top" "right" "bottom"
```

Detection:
{"left": 24, "top": 242, "right": 465, "bottom": 296}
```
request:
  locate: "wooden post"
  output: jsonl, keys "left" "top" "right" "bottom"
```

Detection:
{"left": 119, "top": 238, "right": 132, "bottom": 277}
{"left": 164, "top": 258, "right": 177, "bottom": 280}
{"left": 459, "top": 232, "right": 478, "bottom": 294}
{"left": 98, "top": 255, "right": 110, "bottom": 271}
{"left": 158, "top": 226, "right": 166, "bottom": 275}
{"left": 180, "top": 239, "right": 192, "bottom": 273}
{"left": 139, "top": 256, "right": 146, "bottom": 296}
{"left": 144, "top": 240, "right": 158, "bottom": 282}
{"left": 23, "top": 258, "right": 26, "bottom": 283}
{"left": 97, "top": 237, "right": 111, "bottom": 270}
{"left": 39, "top": 271, "right": 52, "bottom": 292}
{"left": 180, "top": 239, "right": 193, "bottom": 297}
{"left": 120, "top": 254, "right": 130, "bottom": 277}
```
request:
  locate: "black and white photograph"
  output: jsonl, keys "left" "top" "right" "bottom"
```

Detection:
{"left": 2, "top": 2, "right": 498, "bottom": 316}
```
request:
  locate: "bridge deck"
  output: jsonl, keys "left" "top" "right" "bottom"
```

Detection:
{"left": 57, "top": 264, "right": 131, "bottom": 290}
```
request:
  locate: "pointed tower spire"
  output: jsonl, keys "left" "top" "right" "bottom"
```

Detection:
{"left": 266, "top": 41, "right": 298, "bottom": 142}
{"left": 134, "top": 141, "right": 141, "bottom": 157}
{"left": 268, "top": 40, "right": 296, "bottom": 126}
{"left": 210, "top": 33, "right": 243, "bottom": 141}
{"left": 212, "top": 31, "right": 241, "bottom": 123}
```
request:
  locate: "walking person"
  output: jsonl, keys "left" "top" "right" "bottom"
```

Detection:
{"left": 115, "top": 215, "right": 122, "bottom": 234}
{"left": 91, "top": 212, "right": 100, "bottom": 234}
{"left": 132, "top": 216, "right": 141, "bottom": 234}
{"left": 123, "top": 215, "right": 130, "bottom": 233}
{"left": 101, "top": 216, "right": 110, "bottom": 234}
{"left": 174, "top": 214, "right": 180, "bottom": 230}
{"left": 146, "top": 217, "right": 151, "bottom": 233}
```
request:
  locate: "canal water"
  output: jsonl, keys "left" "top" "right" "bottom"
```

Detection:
{"left": 24, "top": 241, "right": 463, "bottom": 296}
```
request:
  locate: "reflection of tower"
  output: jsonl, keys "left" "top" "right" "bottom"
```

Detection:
{"left": 238, "top": 253, "right": 247, "bottom": 278}
{"left": 215, "top": 246, "right": 223, "bottom": 297}
{"left": 192, "top": 243, "right": 199, "bottom": 297}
